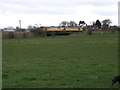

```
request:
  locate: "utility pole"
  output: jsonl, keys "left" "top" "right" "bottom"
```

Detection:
{"left": 19, "top": 20, "right": 21, "bottom": 29}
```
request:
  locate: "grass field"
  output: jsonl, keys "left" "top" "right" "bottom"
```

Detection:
{"left": 2, "top": 33, "right": 118, "bottom": 88}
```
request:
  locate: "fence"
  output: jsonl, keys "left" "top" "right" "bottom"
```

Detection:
{"left": 2, "top": 29, "right": 118, "bottom": 39}
{"left": 2, "top": 32, "right": 35, "bottom": 39}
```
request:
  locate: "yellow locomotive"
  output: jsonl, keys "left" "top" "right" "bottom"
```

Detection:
{"left": 32, "top": 26, "right": 84, "bottom": 36}
{"left": 46, "top": 27, "right": 83, "bottom": 32}
{"left": 44, "top": 27, "right": 83, "bottom": 35}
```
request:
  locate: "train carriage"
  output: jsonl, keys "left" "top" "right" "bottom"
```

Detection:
{"left": 40, "top": 26, "right": 84, "bottom": 36}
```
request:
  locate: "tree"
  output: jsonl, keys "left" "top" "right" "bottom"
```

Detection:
{"left": 7, "top": 26, "right": 15, "bottom": 30}
{"left": 102, "top": 19, "right": 112, "bottom": 25}
{"left": 102, "top": 19, "right": 112, "bottom": 30}
{"left": 79, "top": 21, "right": 86, "bottom": 26}
{"left": 60, "top": 21, "right": 68, "bottom": 27}
{"left": 95, "top": 20, "right": 101, "bottom": 28}
{"left": 110, "top": 25, "right": 118, "bottom": 33}
{"left": 68, "top": 21, "right": 77, "bottom": 27}
{"left": 60, "top": 21, "right": 77, "bottom": 27}
{"left": 27, "top": 25, "right": 33, "bottom": 31}
{"left": 3, "top": 26, "right": 15, "bottom": 30}
{"left": 16, "top": 26, "right": 21, "bottom": 31}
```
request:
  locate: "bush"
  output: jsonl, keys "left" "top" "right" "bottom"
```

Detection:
{"left": 87, "top": 29, "right": 92, "bottom": 35}
{"left": 85, "top": 27, "right": 92, "bottom": 35}
{"left": 30, "top": 28, "right": 47, "bottom": 37}
{"left": 8, "top": 32, "right": 14, "bottom": 39}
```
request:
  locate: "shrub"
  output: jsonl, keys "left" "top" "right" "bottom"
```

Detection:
{"left": 85, "top": 27, "right": 92, "bottom": 35}
{"left": 8, "top": 32, "right": 14, "bottom": 39}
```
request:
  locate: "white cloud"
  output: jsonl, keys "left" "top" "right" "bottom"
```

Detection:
{"left": 0, "top": 0, "right": 118, "bottom": 28}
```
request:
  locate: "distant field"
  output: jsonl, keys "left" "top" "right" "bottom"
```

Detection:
{"left": 2, "top": 34, "right": 118, "bottom": 88}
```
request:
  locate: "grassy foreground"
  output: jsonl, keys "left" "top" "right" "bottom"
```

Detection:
{"left": 2, "top": 34, "right": 118, "bottom": 88}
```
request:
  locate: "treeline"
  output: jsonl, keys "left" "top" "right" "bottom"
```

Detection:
{"left": 1, "top": 19, "right": 119, "bottom": 39}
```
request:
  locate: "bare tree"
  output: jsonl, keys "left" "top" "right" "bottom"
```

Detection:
{"left": 7, "top": 26, "right": 15, "bottom": 30}
{"left": 102, "top": 19, "right": 112, "bottom": 30}
{"left": 68, "top": 21, "right": 77, "bottom": 27}
{"left": 27, "top": 25, "right": 33, "bottom": 30}
{"left": 102, "top": 19, "right": 112, "bottom": 25}
{"left": 60, "top": 21, "right": 68, "bottom": 27}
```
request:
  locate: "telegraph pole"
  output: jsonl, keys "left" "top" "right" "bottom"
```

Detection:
{"left": 19, "top": 20, "right": 21, "bottom": 29}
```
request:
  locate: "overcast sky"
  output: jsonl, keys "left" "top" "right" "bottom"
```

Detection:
{"left": 0, "top": 0, "right": 119, "bottom": 28}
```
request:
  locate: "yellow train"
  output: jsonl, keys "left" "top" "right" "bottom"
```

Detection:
{"left": 39, "top": 26, "right": 84, "bottom": 36}
{"left": 46, "top": 27, "right": 83, "bottom": 32}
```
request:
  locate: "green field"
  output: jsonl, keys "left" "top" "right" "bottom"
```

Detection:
{"left": 2, "top": 34, "right": 118, "bottom": 88}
